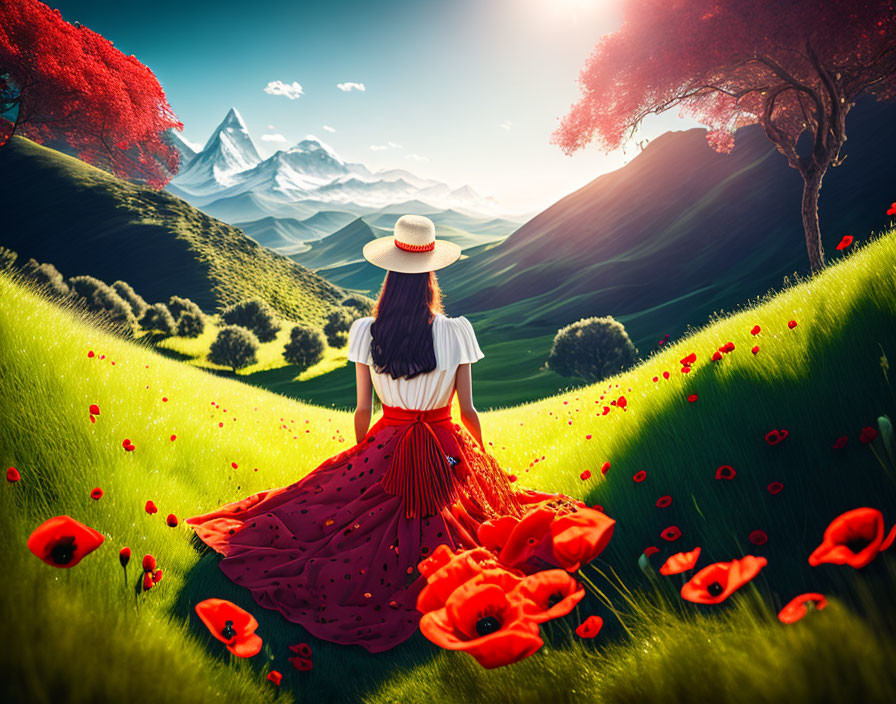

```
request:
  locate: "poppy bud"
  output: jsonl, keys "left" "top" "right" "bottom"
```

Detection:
{"left": 267, "top": 670, "right": 282, "bottom": 686}
{"left": 6, "top": 466, "right": 20, "bottom": 482}
{"left": 145, "top": 500, "right": 158, "bottom": 514}
{"left": 119, "top": 547, "right": 131, "bottom": 567}
{"left": 89, "top": 404, "right": 100, "bottom": 416}
{"left": 142, "top": 554, "right": 156, "bottom": 572}
{"left": 166, "top": 513, "right": 179, "bottom": 527}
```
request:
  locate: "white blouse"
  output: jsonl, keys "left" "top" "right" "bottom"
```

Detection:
{"left": 347, "top": 314, "right": 485, "bottom": 411}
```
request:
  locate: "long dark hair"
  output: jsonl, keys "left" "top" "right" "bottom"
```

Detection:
{"left": 370, "top": 271, "right": 444, "bottom": 380}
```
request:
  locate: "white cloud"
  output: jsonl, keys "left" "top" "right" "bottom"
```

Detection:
{"left": 387, "top": 141, "right": 403, "bottom": 149}
{"left": 405, "top": 153, "right": 429, "bottom": 162}
{"left": 267, "top": 124, "right": 276, "bottom": 129}
{"left": 322, "top": 125, "right": 336, "bottom": 133}
{"left": 337, "top": 82, "right": 366, "bottom": 92}
{"left": 261, "top": 133, "right": 287, "bottom": 143}
{"left": 498, "top": 121, "right": 513, "bottom": 131}
{"left": 369, "top": 144, "right": 388, "bottom": 151}
{"left": 264, "top": 80, "right": 304, "bottom": 100}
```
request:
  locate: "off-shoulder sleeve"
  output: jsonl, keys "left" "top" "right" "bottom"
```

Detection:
{"left": 347, "top": 317, "right": 373, "bottom": 364}
{"left": 451, "top": 316, "right": 484, "bottom": 366}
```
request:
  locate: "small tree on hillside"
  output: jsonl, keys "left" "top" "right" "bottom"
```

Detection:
{"left": 139, "top": 302, "right": 176, "bottom": 336}
{"left": 113, "top": 280, "right": 148, "bottom": 319}
{"left": 341, "top": 295, "right": 373, "bottom": 317}
{"left": 324, "top": 309, "right": 353, "bottom": 347}
{"left": 283, "top": 325, "right": 325, "bottom": 373}
{"left": 548, "top": 316, "right": 638, "bottom": 383}
{"left": 220, "top": 298, "right": 281, "bottom": 343}
{"left": 68, "top": 275, "right": 134, "bottom": 326}
{"left": 209, "top": 325, "right": 259, "bottom": 373}
{"left": 22, "top": 258, "right": 70, "bottom": 299}
{"left": 167, "top": 295, "right": 201, "bottom": 320}
{"left": 176, "top": 309, "right": 204, "bottom": 338}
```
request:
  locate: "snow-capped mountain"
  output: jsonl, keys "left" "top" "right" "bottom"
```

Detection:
{"left": 167, "top": 107, "right": 504, "bottom": 221}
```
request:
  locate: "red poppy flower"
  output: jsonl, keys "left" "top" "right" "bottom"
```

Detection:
{"left": 681, "top": 556, "right": 767, "bottom": 604}
{"left": 476, "top": 517, "right": 520, "bottom": 555}
{"left": 788, "top": 320, "right": 798, "bottom": 329}
{"left": 687, "top": 394, "right": 698, "bottom": 403}
{"left": 145, "top": 500, "right": 158, "bottom": 514}
{"left": 711, "top": 351, "right": 722, "bottom": 362}
{"left": 656, "top": 495, "right": 672, "bottom": 508}
{"left": 90, "top": 487, "right": 103, "bottom": 500}
{"left": 289, "top": 643, "right": 313, "bottom": 658}
{"left": 751, "top": 325, "right": 761, "bottom": 335}
{"left": 143, "top": 572, "right": 155, "bottom": 590}
{"left": 119, "top": 547, "right": 131, "bottom": 567}
{"left": 575, "top": 615, "right": 604, "bottom": 638}
{"left": 602, "top": 406, "right": 610, "bottom": 415}
{"left": 778, "top": 593, "right": 827, "bottom": 624}
{"left": 123, "top": 439, "right": 135, "bottom": 452}
{"left": 166, "top": 513, "right": 179, "bottom": 527}
{"left": 87, "top": 350, "right": 95, "bottom": 358}
{"left": 89, "top": 404, "right": 100, "bottom": 416}
{"left": 7, "top": 466, "right": 20, "bottom": 482}
{"left": 767, "top": 481, "right": 784, "bottom": 495}
{"left": 89, "top": 415, "right": 96, "bottom": 424}
{"left": 859, "top": 427, "right": 879, "bottom": 444}
{"left": 715, "top": 465, "right": 736, "bottom": 480}
{"left": 720, "top": 342, "right": 735, "bottom": 353}
{"left": 600, "top": 461, "right": 610, "bottom": 475}
{"left": 266, "top": 671, "right": 282, "bottom": 686}
{"left": 152, "top": 569, "right": 164, "bottom": 583}
{"left": 513, "top": 569, "right": 585, "bottom": 623}
{"left": 290, "top": 655, "right": 313, "bottom": 671}
{"left": 808, "top": 507, "right": 896, "bottom": 569}
{"left": 662, "top": 371, "right": 670, "bottom": 379}
{"left": 195, "top": 598, "right": 263, "bottom": 657}
{"left": 418, "top": 580, "right": 543, "bottom": 669}
{"left": 681, "top": 366, "right": 691, "bottom": 374}
{"left": 142, "top": 554, "right": 156, "bottom": 572}
{"left": 643, "top": 546, "right": 660, "bottom": 557}
{"left": 26, "top": 515, "right": 105, "bottom": 568}
{"left": 580, "top": 469, "right": 591, "bottom": 481}
{"left": 633, "top": 470, "right": 647, "bottom": 483}
{"left": 765, "top": 429, "right": 789, "bottom": 446}
{"left": 171, "top": 434, "right": 177, "bottom": 441}
{"left": 751, "top": 346, "right": 759, "bottom": 355}
{"left": 660, "top": 526, "right": 682, "bottom": 542}
{"left": 680, "top": 352, "right": 696, "bottom": 366}
{"left": 748, "top": 529, "right": 768, "bottom": 545}
{"left": 833, "top": 436, "right": 848, "bottom": 450}
{"left": 835, "top": 235, "right": 853, "bottom": 251}
{"left": 550, "top": 507, "right": 616, "bottom": 572}
{"left": 617, "top": 396, "right": 627, "bottom": 409}
{"left": 659, "top": 547, "right": 701, "bottom": 575}
{"left": 416, "top": 548, "right": 507, "bottom": 613}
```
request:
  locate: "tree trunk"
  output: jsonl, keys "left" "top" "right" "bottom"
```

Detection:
{"left": 801, "top": 169, "right": 826, "bottom": 273}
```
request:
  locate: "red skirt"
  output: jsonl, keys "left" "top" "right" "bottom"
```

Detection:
{"left": 186, "top": 403, "right": 566, "bottom": 653}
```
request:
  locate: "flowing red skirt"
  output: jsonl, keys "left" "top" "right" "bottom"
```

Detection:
{"left": 186, "top": 403, "right": 566, "bottom": 653}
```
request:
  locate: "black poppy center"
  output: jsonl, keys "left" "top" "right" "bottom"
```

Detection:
{"left": 221, "top": 620, "right": 237, "bottom": 639}
{"left": 843, "top": 536, "right": 873, "bottom": 554}
{"left": 547, "top": 592, "right": 564, "bottom": 608}
{"left": 475, "top": 616, "right": 502, "bottom": 636}
{"left": 50, "top": 536, "right": 77, "bottom": 565}
{"left": 707, "top": 581, "right": 724, "bottom": 597}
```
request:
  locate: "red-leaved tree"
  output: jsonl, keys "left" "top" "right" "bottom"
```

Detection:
{"left": 0, "top": 0, "right": 183, "bottom": 188}
{"left": 553, "top": 0, "right": 896, "bottom": 272}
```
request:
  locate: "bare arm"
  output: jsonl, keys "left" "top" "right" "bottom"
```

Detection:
{"left": 354, "top": 362, "right": 373, "bottom": 444}
{"left": 455, "top": 363, "right": 484, "bottom": 449}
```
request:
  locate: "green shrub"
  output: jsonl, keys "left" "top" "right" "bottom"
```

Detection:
{"left": 341, "top": 295, "right": 373, "bottom": 317}
{"left": 139, "top": 303, "right": 176, "bottom": 336}
{"left": 547, "top": 315, "right": 638, "bottom": 383}
{"left": 220, "top": 298, "right": 281, "bottom": 343}
{"left": 21, "top": 258, "right": 70, "bottom": 299}
{"left": 176, "top": 309, "right": 205, "bottom": 338}
{"left": 112, "top": 280, "right": 148, "bottom": 319}
{"left": 168, "top": 295, "right": 202, "bottom": 320}
{"left": 324, "top": 309, "right": 353, "bottom": 347}
{"left": 68, "top": 275, "right": 134, "bottom": 326}
{"left": 209, "top": 325, "right": 259, "bottom": 372}
{"left": 283, "top": 325, "right": 325, "bottom": 372}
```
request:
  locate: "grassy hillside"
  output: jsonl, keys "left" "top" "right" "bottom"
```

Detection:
{"left": 2, "top": 229, "right": 896, "bottom": 703}
{"left": 0, "top": 136, "right": 350, "bottom": 327}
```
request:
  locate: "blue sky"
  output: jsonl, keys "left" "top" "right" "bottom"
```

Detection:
{"left": 50, "top": 0, "right": 699, "bottom": 212}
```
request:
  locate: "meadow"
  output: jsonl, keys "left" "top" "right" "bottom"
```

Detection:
{"left": 2, "top": 227, "right": 896, "bottom": 703}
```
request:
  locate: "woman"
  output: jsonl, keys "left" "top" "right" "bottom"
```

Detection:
{"left": 187, "top": 215, "right": 572, "bottom": 653}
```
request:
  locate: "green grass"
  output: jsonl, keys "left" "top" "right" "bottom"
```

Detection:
{"left": 2, "top": 229, "right": 896, "bottom": 703}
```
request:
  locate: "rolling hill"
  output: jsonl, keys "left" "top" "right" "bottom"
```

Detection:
{"left": 439, "top": 98, "right": 896, "bottom": 351}
{"left": 0, "top": 136, "right": 352, "bottom": 326}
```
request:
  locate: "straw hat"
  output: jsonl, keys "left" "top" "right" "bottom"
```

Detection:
{"left": 362, "top": 214, "right": 461, "bottom": 273}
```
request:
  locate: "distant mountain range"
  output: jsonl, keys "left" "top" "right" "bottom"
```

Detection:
{"left": 166, "top": 108, "right": 520, "bottom": 237}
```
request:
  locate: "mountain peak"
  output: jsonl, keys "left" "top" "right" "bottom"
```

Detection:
{"left": 223, "top": 106, "right": 246, "bottom": 127}
{"left": 289, "top": 135, "right": 343, "bottom": 162}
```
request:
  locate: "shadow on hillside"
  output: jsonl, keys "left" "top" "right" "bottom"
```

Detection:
{"left": 173, "top": 534, "right": 443, "bottom": 704}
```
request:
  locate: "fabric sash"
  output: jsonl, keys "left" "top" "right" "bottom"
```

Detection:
{"left": 378, "top": 404, "right": 459, "bottom": 518}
